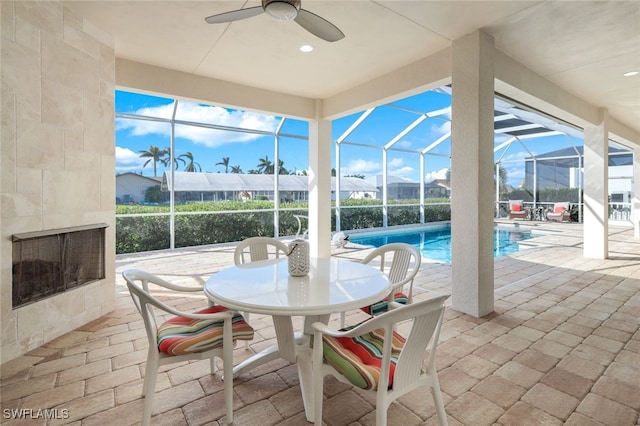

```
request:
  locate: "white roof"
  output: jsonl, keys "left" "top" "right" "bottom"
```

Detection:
{"left": 162, "top": 172, "right": 378, "bottom": 193}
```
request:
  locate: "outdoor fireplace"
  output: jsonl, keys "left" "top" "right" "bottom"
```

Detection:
{"left": 12, "top": 224, "right": 107, "bottom": 309}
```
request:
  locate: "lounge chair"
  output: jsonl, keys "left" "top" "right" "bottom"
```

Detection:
{"left": 546, "top": 202, "right": 570, "bottom": 222}
{"left": 508, "top": 200, "right": 528, "bottom": 220}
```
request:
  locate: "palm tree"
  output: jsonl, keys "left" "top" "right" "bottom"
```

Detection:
{"left": 230, "top": 165, "right": 243, "bottom": 174}
{"left": 178, "top": 152, "right": 202, "bottom": 172}
{"left": 138, "top": 145, "right": 166, "bottom": 177}
{"left": 257, "top": 155, "right": 273, "bottom": 174}
{"left": 277, "top": 159, "right": 289, "bottom": 175}
{"left": 216, "top": 157, "right": 230, "bottom": 173}
{"left": 161, "top": 147, "right": 184, "bottom": 170}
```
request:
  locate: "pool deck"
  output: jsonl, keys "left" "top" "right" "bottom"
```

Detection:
{"left": 1, "top": 221, "right": 639, "bottom": 425}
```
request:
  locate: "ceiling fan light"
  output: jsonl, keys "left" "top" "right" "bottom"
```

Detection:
{"left": 265, "top": 1, "right": 298, "bottom": 21}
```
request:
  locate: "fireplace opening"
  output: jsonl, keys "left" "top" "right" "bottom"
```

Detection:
{"left": 12, "top": 224, "right": 107, "bottom": 309}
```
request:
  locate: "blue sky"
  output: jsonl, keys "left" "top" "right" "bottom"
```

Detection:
{"left": 115, "top": 89, "right": 584, "bottom": 187}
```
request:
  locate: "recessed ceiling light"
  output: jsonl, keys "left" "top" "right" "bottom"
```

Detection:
{"left": 299, "top": 44, "right": 314, "bottom": 53}
{"left": 623, "top": 71, "right": 639, "bottom": 77}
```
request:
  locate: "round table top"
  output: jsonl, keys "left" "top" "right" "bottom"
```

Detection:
{"left": 204, "top": 257, "right": 391, "bottom": 316}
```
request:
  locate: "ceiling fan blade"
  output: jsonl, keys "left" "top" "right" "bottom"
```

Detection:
{"left": 294, "top": 9, "right": 344, "bottom": 42}
{"left": 205, "top": 6, "right": 264, "bottom": 24}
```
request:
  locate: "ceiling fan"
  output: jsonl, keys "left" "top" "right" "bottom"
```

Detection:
{"left": 205, "top": 0, "right": 345, "bottom": 42}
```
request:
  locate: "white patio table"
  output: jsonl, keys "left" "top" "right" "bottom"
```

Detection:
{"left": 204, "top": 256, "right": 391, "bottom": 422}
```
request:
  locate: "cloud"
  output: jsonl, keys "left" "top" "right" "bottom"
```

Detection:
{"left": 499, "top": 152, "right": 529, "bottom": 186}
{"left": 432, "top": 120, "right": 451, "bottom": 135}
{"left": 503, "top": 151, "right": 530, "bottom": 162}
{"left": 388, "top": 157, "right": 404, "bottom": 168}
{"left": 504, "top": 165, "right": 525, "bottom": 186}
{"left": 341, "top": 157, "right": 416, "bottom": 180}
{"left": 117, "top": 102, "right": 278, "bottom": 147}
{"left": 342, "top": 158, "right": 381, "bottom": 175}
{"left": 425, "top": 167, "right": 448, "bottom": 182}
{"left": 386, "top": 157, "right": 414, "bottom": 179}
{"left": 396, "top": 140, "right": 412, "bottom": 149}
{"left": 494, "top": 133, "right": 513, "bottom": 144}
{"left": 390, "top": 166, "right": 415, "bottom": 179}
{"left": 116, "top": 146, "right": 147, "bottom": 172}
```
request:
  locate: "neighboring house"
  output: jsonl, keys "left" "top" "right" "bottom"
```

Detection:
{"left": 116, "top": 173, "right": 163, "bottom": 203}
{"left": 425, "top": 179, "right": 451, "bottom": 198}
{"left": 369, "top": 175, "right": 451, "bottom": 200}
{"left": 161, "top": 172, "right": 378, "bottom": 203}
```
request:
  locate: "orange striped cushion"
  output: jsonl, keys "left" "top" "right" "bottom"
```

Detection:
{"left": 157, "top": 305, "right": 254, "bottom": 356}
{"left": 320, "top": 327, "right": 405, "bottom": 390}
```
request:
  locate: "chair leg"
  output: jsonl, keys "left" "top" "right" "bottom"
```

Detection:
{"left": 142, "top": 351, "right": 157, "bottom": 396}
{"left": 142, "top": 354, "right": 159, "bottom": 426}
{"left": 430, "top": 378, "right": 448, "bottom": 426}
{"left": 375, "top": 406, "right": 388, "bottom": 426}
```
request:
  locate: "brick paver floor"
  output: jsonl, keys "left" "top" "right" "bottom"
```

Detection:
{"left": 1, "top": 222, "right": 638, "bottom": 425}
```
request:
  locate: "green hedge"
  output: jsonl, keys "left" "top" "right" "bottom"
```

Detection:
{"left": 116, "top": 216, "right": 170, "bottom": 253}
{"left": 116, "top": 198, "right": 451, "bottom": 254}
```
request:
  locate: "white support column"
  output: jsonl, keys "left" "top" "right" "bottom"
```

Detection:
{"left": 451, "top": 30, "right": 495, "bottom": 318}
{"left": 583, "top": 109, "right": 609, "bottom": 258}
{"left": 308, "top": 101, "right": 332, "bottom": 258}
{"left": 382, "top": 149, "right": 388, "bottom": 227}
{"left": 420, "top": 153, "right": 425, "bottom": 223}
{"left": 634, "top": 146, "right": 640, "bottom": 239}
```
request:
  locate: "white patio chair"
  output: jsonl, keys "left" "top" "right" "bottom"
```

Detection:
{"left": 122, "top": 269, "right": 254, "bottom": 426}
{"left": 312, "top": 295, "right": 449, "bottom": 426}
{"left": 233, "top": 236, "right": 289, "bottom": 347}
{"left": 293, "top": 214, "right": 309, "bottom": 238}
{"left": 341, "top": 243, "right": 421, "bottom": 327}
{"left": 233, "top": 236, "right": 289, "bottom": 264}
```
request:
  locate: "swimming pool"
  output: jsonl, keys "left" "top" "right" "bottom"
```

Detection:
{"left": 347, "top": 224, "right": 534, "bottom": 263}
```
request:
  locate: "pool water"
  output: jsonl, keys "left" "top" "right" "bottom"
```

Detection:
{"left": 348, "top": 225, "right": 534, "bottom": 263}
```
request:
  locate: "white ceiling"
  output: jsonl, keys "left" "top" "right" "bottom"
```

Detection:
{"left": 64, "top": 1, "right": 640, "bottom": 134}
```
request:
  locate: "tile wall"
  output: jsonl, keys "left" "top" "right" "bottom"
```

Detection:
{"left": 1, "top": 0, "right": 116, "bottom": 363}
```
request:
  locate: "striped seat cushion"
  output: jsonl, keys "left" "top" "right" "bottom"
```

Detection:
{"left": 320, "top": 327, "right": 406, "bottom": 390}
{"left": 157, "top": 305, "right": 254, "bottom": 356}
{"left": 360, "top": 292, "right": 409, "bottom": 315}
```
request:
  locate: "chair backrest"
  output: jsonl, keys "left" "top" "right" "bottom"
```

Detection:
{"left": 553, "top": 202, "right": 570, "bottom": 211}
{"left": 509, "top": 200, "right": 523, "bottom": 210}
{"left": 361, "top": 243, "right": 421, "bottom": 296}
{"left": 234, "top": 237, "right": 289, "bottom": 265}
{"left": 391, "top": 295, "right": 448, "bottom": 391}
